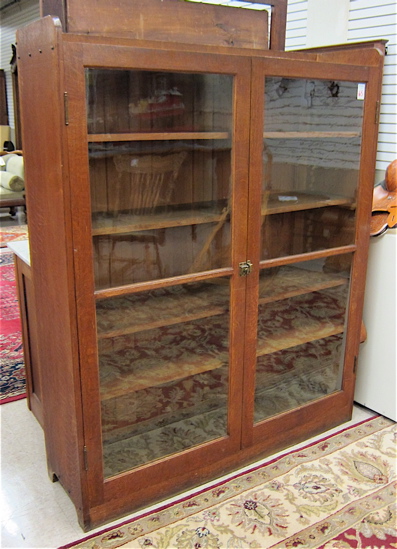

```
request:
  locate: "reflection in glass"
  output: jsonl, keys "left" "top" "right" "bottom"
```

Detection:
{"left": 89, "top": 139, "right": 232, "bottom": 287}
{"left": 86, "top": 69, "right": 232, "bottom": 134}
{"left": 261, "top": 77, "right": 364, "bottom": 260}
{"left": 97, "top": 281, "right": 230, "bottom": 477}
{"left": 254, "top": 256, "right": 352, "bottom": 423}
{"left": 93, "top": 222, "right": 231, "bottom": 289}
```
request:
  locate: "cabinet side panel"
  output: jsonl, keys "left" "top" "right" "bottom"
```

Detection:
{"left": 14, "top": 257, "right": 44, "bottom": 427}
{"left": 17, "top": 17, "right": 87, "bottom": 520}
{"left": 342, "top": 62, "right": 386, "bottom": 400}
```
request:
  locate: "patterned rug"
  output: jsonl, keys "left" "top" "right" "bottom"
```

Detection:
{"left": 62, "top": 415, "right": 396, "bottom": 549}
{"left": 0, "top": 224, "right": 28, "bottom": 248}
{"left": 0, "top": 249, "right": 26, "bottom": 403}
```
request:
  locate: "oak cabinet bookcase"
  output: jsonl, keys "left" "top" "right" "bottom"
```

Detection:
{"left": 17, "top": 12, "right": 385, "bottom": 529}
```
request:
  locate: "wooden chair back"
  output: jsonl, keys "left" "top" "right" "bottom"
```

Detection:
{"left": 112, "top": 152, "right": 186, "bottom": 215}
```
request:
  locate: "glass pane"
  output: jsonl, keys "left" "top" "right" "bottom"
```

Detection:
{"left": 254, "top": 255, "right": 352, "bottom": 422}
{"left": 90, "top": 140, "right": 231, "bottom": 289}
{"left": 97, "top": 281, "right": 230, "bottom": 477}
{"left": 86, "top": 70, "right": 232, "bottom": 134}
{"left": 261, "top": 78, "right": 364, "bottom": 260}
{"left": 93, "top": 222, "right": 231, "bottom": 290}
{"left": 86, "top": 69, "right": 233, "bottom": 289}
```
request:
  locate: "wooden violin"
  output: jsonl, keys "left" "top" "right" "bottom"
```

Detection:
{"left": 370, "top": 159, "right": 397, "bottom": 237}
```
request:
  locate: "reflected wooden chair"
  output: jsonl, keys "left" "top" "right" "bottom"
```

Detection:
{"left": 107, "top": 152, "right": 187, "bottom": 280}
{"left": 112, "top": 152, "right": 186, "bottom": 216}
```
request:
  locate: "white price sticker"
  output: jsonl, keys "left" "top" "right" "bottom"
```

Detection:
{"left": 357, "top": 83, "right": 366, "bottom": 100}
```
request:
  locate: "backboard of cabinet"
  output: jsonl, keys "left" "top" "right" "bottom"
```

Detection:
{"left": 39, "top": 0, "right": 292, "bottom": 51}
{"left": 40, "top": 0, "right": 272, "bottom": 48}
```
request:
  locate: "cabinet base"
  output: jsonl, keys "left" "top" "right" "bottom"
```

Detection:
{"left": 79, "top": 405, "right": 352, "bottom": 531}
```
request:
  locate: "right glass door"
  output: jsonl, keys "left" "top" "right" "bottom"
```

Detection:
{"left": 253, "top": 73, "right": 365, "bottom": 424}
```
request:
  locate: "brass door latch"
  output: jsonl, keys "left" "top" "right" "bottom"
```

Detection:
{"left": 239, "top": 260, "right": 253, "bottom": 276}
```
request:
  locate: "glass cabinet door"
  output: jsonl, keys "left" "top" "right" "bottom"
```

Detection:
{"left": 85, "top": 68, "right": 236, "bottom": 477}
{"left": 251, "top": 72, "right": 366, "bottom": 425}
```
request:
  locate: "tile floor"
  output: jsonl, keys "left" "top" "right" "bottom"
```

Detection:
{"left": 1, "top": 399, "right": 376, "bottom": 548}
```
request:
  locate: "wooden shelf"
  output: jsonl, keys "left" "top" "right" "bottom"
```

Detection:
{"left": 88, "top": 131, "right": 230, "bottom": 142}
{"left": 92, "top": 190, "right": 353, "bottom": 236}
{"left": 100, "top": 302, "right": 344, "bottom": 400}
{"left": 96, "top": 265, "right": 347, "bottom": 339}
{"left": 256, "top": 321, "right": 344, "bottom": 357}
{"left": 258, "top": 265, "right": 348, "bottom": 304}
{"left": 92, "top": 205, "right": 227, "bottom": 236}
{"left": 100, "top": 321, "right": 229, "bottom": 401}
{"left": 263, "top": 191, "right": 354, "bottom": 215}
{"left": 98, "top": 273, "right": 347, "bottom": 400}
{"left": 96, "top": 283, "right": 229, "bottom": 340}
{"left": 256, "top": 286, "right": 347, "bottom": 357}
{"left": 263, "top": 131, "right": 361, "bottom": 139}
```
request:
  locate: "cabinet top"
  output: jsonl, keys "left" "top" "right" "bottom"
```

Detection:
{"left": 7, "top": 239, "right": 30, "bottom": 266}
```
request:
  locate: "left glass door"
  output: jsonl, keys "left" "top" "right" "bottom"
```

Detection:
{"left": 85, "top": 67, "right": 237, "bottom": 478}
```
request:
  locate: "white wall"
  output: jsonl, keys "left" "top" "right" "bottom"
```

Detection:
{"left": 347, "top": 0, "right": 397, "bottom": 174}
{"left": 306, "top": 0, "right": 350, "bottom": 47}
{"left": 284, "top": 0, "right": 397, "bottom": 177}
{"left": 285, "top": 0, "right": 308, "bottom": 50}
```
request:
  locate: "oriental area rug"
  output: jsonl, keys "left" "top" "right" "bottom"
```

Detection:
{"left": 0, "top": 249, "right": 26, "bottom": 403}
{"left": 62, "top": 415, "right": 396, "bottom": 549}
{"left": 0, "top": 223, "right": 28, "bottom": 248}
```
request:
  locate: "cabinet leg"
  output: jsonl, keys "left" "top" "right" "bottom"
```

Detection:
{"left": 47, "top": 466, "right": 59, "bottom": 483}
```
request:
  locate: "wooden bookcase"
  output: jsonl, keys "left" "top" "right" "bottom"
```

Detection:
{"left": 17, "top": 11, "right": 385, "bottom": 529}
